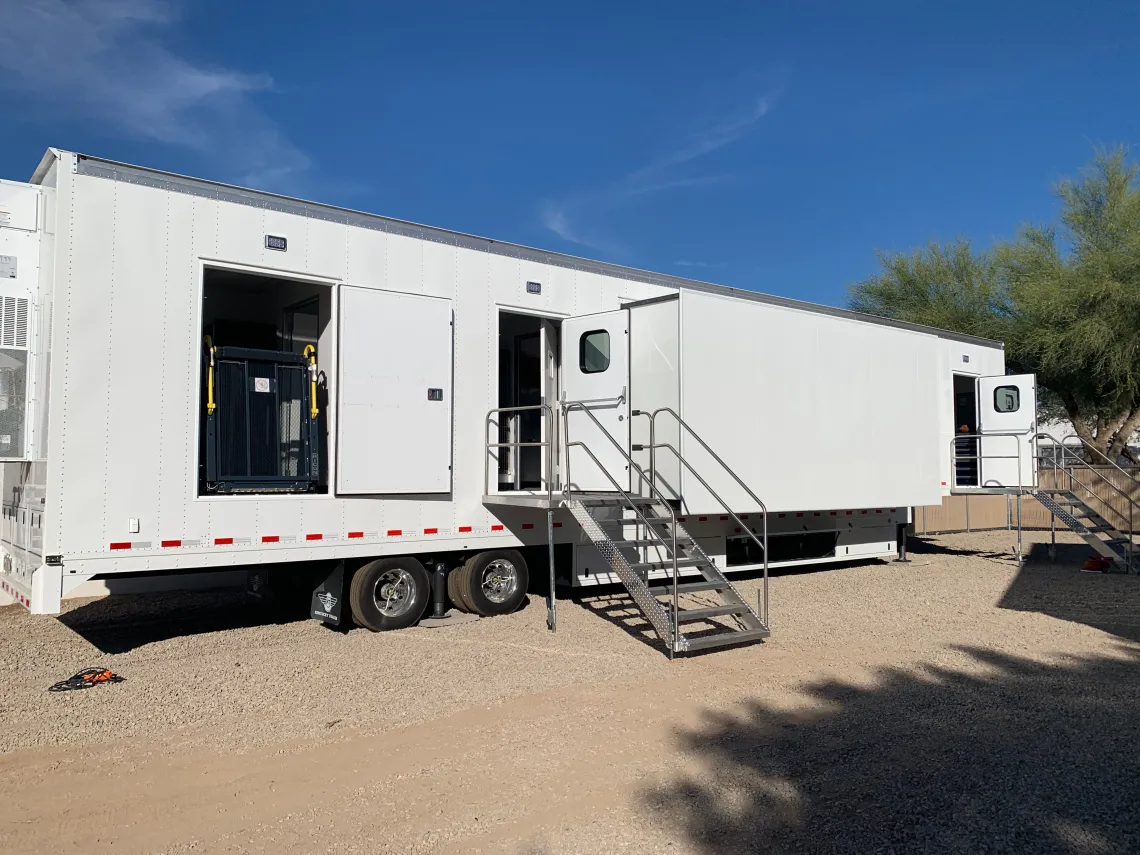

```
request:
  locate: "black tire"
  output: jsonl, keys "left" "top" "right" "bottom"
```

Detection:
{"left": 459, "top": 550, "right": 529, "bottom": 616}
{"left": 348, "top": 557, "right": 431, "bottom": 631}
{"left": 447, "top": 564, "right": 471, "bottom": 613}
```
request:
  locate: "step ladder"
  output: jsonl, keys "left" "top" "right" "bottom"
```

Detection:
{"left": 567, "top": 493, "right": 770, "bottom": 656}
{"left": 1032, "top": 489, "right": 1138, "bottom": 570}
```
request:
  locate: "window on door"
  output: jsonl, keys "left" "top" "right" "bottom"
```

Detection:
{"left": 994, "top": 385, "right": 1020, "bottom": 413}
{"left": 579, "top": 330, "right": 610, "bottom": 374}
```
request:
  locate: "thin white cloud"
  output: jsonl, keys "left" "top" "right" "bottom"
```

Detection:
{"left": 0, "top": 0, "right": 310, "bottom": 190}
{"left": 541, "top": 92, "right": 779, "bottom": 252}
{"left": 674, "top": 260, "right": 717, "bottom": 268}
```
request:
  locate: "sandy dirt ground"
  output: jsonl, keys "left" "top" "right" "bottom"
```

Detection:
{"left": 1, "top": 529, "right": 1138, "bottom": 854}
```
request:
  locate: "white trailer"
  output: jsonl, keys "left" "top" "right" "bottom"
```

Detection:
{"left": 0, "top": 149, "right": 1038, "bottom": 656}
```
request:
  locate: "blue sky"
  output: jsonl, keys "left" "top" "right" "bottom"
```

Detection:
{"left": 2, "top": 1, "right": 1138, "bottom": 307}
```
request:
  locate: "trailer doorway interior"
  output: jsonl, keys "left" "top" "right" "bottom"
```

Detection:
{"left": 953, "top": 373, "right": 979, "bottom": 488}
{"left": 199, "top": 267, "right": 331, "bottom": 495}
{"left": 497, "top": 311, "right": 558, "bottom": 492}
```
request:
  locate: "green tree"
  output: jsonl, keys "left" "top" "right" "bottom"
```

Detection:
{"left": 848, "top": 147, "right": 1140, "bottom": 461}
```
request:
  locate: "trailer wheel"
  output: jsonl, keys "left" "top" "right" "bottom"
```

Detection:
{"left": 348, "top": 557, "right": 430, "bottom": 631}
{"left": 458, "top": 550, "right": 528, "bottom": 616}
{"left": 447, "top": 563, "right": 472, "bottom": 613}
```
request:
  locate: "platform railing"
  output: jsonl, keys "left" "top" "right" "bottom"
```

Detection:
{"left": 640, "top": 407, "right": 770, "bottom": 628}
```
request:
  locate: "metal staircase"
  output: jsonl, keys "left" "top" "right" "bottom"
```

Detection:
{"left": 1031, "top": 490, "right": 1136, "bottom": 567}
{"left": 562, "top": 403, "right": 770, "bottom": 658}
{"left": 567, "top": 495, "right": 769, "bottom": 655}
{"left": 951, "top": 430, "right": 1140, "bottom": 573}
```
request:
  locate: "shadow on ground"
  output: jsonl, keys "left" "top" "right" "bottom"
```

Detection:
{"left": 58, "top": 588, "right": 312, "bottom": 654}
{"left": 998, "top": 542, "right": 1140, "bottom": 643}
{"left": 644, "top": 645, "right": 1140, "bottom": 854}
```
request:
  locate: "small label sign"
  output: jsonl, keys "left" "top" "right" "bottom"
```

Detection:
{"left": 427, "top": 388, "right": 443, "bottom": 401}
{"left": 265, "top": 234, "right": 287, "bottom": 252}
{"left": 253, "top": 378, "right": 271, "bottom": 393}
{"left": 526, "top": 281, "right": 542, "bottom": 294}
{"left": 0, "top": 255, "right": 15, "bottom": 279}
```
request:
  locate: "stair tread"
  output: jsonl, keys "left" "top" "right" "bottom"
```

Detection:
{"left": 649, "top": 580, "right": 726, "bottom": 595}
{"left": 675, "top": 604, "right": 750, "bottom": 621}
{"left": 681, "top": 626, "right": 771, "bottom": 652}
{"left": 629, "top": 557, "right": 705, "bottom": 571}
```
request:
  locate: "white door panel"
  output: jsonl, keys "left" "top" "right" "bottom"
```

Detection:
{"left": 978, "top": 373, "right": 1036, "bottom": 488}
{"left": 336, "top": 286, "right": 453, "bottom": 494}
{"left": 561, "top": 311, "right": 630, "bottom": 492}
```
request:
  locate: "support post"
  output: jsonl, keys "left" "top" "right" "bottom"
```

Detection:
{"left": 894, "top": 522, "right": 911, "bottom": 563}
{"left": 432, "top": 562, "right": 448, "bottom": 619}
{"left": 546, "top": 509, "right": 557, "bottom": 631}
{"left": 1049, "top": 514, "right": 1056, "bottom": 562}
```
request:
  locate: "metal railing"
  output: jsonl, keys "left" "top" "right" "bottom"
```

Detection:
{"left": 484, "top": 404, "right": 556, "bottom": 505}
{"left": 484, "top": 403, "right": 558, "bottom": 629}
{"left": 638, "top": 407, "right": 770, "bottom": 628}
{"left": 949, "top": 431, "right": 1029, "bottom": 558}
{"left": 1035, "top": 432, "right": 1140, "bottom": 570}
{"left": 562, "top": 400, "right": 683, "bottom": 648}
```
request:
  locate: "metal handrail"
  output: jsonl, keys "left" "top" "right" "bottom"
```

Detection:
{"left": 484, "top": 404, "right": 555, "bottom": 506}
{"left": 949, "top": 431, "right": 1026, "bottom": 558}
{"left": 1036, "top": 431, "right": 1138, "bottom": 568}
{"left": 644, "top": 406, "right": 769, "bottom": 628}
{"left": 562, "top": 401, "right": 682, "bottom": 649}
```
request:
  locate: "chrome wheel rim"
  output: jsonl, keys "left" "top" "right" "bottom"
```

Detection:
{"left": 374, "top": 568, "right": 416, "bottom": 617}
{"left": 481, "top": 559, "right": 518, "bottom": 605}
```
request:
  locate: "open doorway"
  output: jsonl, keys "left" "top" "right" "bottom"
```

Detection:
{"left": 953, "top": 374, "right": 978, "bottom": 487}
{"left": 199, "top": 267, "right": 332, "bottom": 495}
{"left": 497, "top": 311, "right": 558, "bottom": 491}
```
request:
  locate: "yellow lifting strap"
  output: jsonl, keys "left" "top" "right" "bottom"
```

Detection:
{"left": 204, "top": 335, "right": 216, "bottom": 415}
{"left": 303, "top": 345, "right": 319, "bottom": 419}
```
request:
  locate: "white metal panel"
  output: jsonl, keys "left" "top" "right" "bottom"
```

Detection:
{"left": 0, "top": 181, "right": 39, "bottom": 232}
{"left": 336, "top": 286, "right": 453, "bottom": 494}
{"left": 677, "top": 288, "right": 945, "bottom": 513}
{"left": 561, "top": 310, "right": 630, "bottom": 493}
{"left": 629, "top": 299, "right": 680, "bottom": 498}
{"left": 978, "top": 373, "right": 1037, "bottom": 488}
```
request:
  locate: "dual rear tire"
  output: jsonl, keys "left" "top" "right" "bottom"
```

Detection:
{"left": 348, "top": 550, "right": 528, "bottom": 631}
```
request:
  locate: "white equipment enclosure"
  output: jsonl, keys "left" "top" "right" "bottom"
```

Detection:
{"left": 0, "top": 149, "right": 1035, "bottom": 657}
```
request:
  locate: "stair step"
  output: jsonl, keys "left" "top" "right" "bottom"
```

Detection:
{"left": 1105, "top": 537, "right": 1134, "bottom": 546}
{"left": 610, "top": 538, "right": 689, "bottom": 549}
{"left": 629, "top": 557, "right": 704, "bottom": 572}
{"left": 648, "top": 580, "right": 726, "bottom": 595}
{"left": 681, "top": 626, "right": 771, "bottom": 652}
{"left": 675, "top": 604, "right": 749, "bottom": 622}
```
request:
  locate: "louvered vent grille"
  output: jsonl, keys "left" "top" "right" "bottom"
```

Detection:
{"left": 0, "top": 297, "right": 29, "bottom": 348}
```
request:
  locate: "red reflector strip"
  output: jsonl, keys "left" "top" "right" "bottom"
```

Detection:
{"left": 734, "top": 527, "right": 741, "bottom": 533}
{"left": 941, "top": 481, "right": 947, "bottom": 486}
{"left": 109, "top": 542, "right": 131, "bottom": 550}
{"left": 424, "top": 528, "right": 438, "bottom": 535}
{"left": 846, "top": 511, "right": 853, "bottom": 516}
{"left": 796, "top": 513, "right": 804, "bottom": 518}
{"left": 491, "top": 524, "right": 504, "bottom": 531}
{"left": 719, "top": 515, "right": 729, "bottom": 521}
{"left": 740, "top": 514, "right": 749, "bottom": 519}
{"left": 830, "top": 511, "right": 837, "bottom": 516}
{"left": 677, "top": 517, "right": 686, "bottom": 522}
{"left": 522, "top": 523, "right": 534, "bottom": 530}
{"left": 387, "top": 529, "right": 402, "bottom": 537}
{"left": 553, "top": 521, "right": 563, "bottom": 528}
{"left": 347, "top": 531, "right": 364, "bottom": 539}
{"left": 215, "top": 537, "right": 234, "bottom": 545}
{"left": 875, "top": 510, "right": 882, "bottom": 514}
{"left": 262, "top": 535, "right": 280, "bottom": 543}
{"left": 861, "top": 510, "right": 868, "bottom": 515}
{"left": 458, "top": 526, "right": 472, "bottom": 533}
{"left": 306, "top": 533, "right": 323, "bottom": 541}
{"left": 161, "top": 539, "right": 181, "bottom": 548}
{"left": 890, "top": 508, "right": 896, "bottom": 512}
{"left": 698, "top": 516, "right": 708, "bottom": 521}
{"left": 778, "top": 514, "right": 786, "bottom": 519}
{"left": 814, "top": 512, "right": 821, "bottom": 517}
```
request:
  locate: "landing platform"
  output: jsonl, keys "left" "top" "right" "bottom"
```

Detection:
{"left": 482, "top": 493, "right": 563, "bottom": 509}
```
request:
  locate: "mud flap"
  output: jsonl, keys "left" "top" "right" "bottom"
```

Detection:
{"left": 310, "top": 560, "right": 345, "bottom": 626}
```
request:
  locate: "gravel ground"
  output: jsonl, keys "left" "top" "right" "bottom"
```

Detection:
{"left": 1, "top": 529, "right": 1138, "bottom": 854}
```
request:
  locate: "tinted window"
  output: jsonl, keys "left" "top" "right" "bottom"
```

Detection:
{"left": 579, "top": 330, "right": 610, "bottom": 374}
{"left": 994, "top": 385, "right": 1020, "bottom": 413}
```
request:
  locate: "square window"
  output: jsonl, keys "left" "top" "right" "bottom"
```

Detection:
{"left": 579, "top": 330, "right": 610, "bottom": 374}
{"left": 994, "top": 385, "right": 1020, "bottom": 413}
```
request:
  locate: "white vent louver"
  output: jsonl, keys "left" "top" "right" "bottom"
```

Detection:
{"left": 0, "top": 297, "right": 29, "bottom": 348}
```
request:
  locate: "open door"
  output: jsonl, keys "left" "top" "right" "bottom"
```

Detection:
{"left": 561, "top": 310, "right": 630, "bottom": 493}
{"left": 978, "top": 373, "right": 1037, "bottom": 489}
